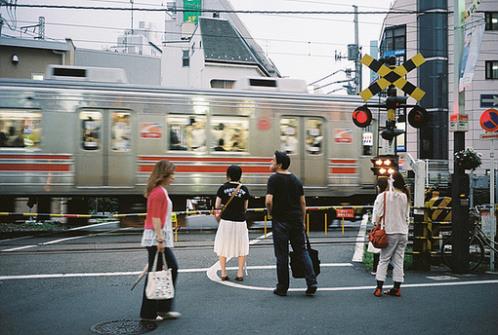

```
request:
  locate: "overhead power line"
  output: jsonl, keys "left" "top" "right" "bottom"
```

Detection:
{"left": 7, "top": 4, "right": 439, "bottom": 14}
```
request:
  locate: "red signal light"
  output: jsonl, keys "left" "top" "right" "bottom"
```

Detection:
{"left": 408, "top": 105, "right": 428, "bottom": 128}
{"left": 352, "top": 105, "right": 372, "bottom": 128}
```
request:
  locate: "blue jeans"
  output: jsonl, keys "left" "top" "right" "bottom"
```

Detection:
{"left": 272, "top": 219, "right": 317, "bottom": 292}
{"left": 140, "top": 247, "right": 178, "bottom": 318}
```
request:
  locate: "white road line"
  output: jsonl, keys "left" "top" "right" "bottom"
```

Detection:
{"left": 352, "top": 214, "right": 369, "bottom": 262}
{"left": 1, "top": 224, "right": 129, "bottom": 252}
{"left": 0, "top": 263, "right": 352, "bottom": 281}
{"left": 68, "top": 221, "right": 120, "bottom": 231}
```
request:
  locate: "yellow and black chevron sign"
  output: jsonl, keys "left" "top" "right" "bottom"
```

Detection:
{"left": 360, "top": 53, "right": 426, "bottom": 102}
{"left": 425, "top": 196, "right": 452, "bottom": 222}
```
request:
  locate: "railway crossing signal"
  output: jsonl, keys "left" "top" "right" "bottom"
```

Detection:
{"left": 360, "top": 53, "right": 426, "bottom": 102}
{"left": 352, "top": 105, "right": 372, "bottom": 128}
{"left": 370, "top": 155, "right": 398, "bottom": 176}
{"left": 352, "top": 54, "right": 429, "bottom": 140}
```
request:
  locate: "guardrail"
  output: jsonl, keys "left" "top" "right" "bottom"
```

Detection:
{"left": 0, "top": 205, "right": 373, "bottom": 239}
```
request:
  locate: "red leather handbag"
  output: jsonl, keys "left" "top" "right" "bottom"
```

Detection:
{"left": 368, "top": 192, "right": 388, "bottom": 249}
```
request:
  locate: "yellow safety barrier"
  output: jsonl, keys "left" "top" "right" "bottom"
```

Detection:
{"left": 1, "top": 205, "right": 373, "bottom": 237}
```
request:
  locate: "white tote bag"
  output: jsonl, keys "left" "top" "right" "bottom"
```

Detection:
{"left": 145, "top": 252, "right": 175, "bottom": 300}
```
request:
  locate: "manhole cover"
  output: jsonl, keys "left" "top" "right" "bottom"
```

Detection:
{"left": 91, "top": 320, "right": 157, "bottom": 335}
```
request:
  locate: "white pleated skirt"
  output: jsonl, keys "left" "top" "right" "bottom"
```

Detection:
{"left": 214, "top": 219, "right": 249, "bottom": 258}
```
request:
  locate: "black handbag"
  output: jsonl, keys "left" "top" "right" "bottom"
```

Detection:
{"left": 289, "top": 233, "right": 320, "bottom": 278}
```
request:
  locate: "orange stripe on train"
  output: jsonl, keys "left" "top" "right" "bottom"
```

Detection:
{"left": 0, "top": 164, "right": 71, "bottom": 172}
{"left": 139, "top": 156, "right": 272, "bottom": 163}
{"left": 139, "top": 165, "right": 271, "bottom": 174}
{"left": 330, "top": 167, "right": 357, "bottom": 174}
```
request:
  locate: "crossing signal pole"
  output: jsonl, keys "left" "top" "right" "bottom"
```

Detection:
{"left": 451, "top": 0, "right": 470, "bottom": 273}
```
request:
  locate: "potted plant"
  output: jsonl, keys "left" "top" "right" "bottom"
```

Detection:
{"left": 454, "top": 148, "right": 482, "bottom": 170}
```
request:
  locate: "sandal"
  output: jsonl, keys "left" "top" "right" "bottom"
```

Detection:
{"left": 221, "top": 275, "right": 229, "bottom": 281}
{"left": 235, "top": 276, "right": 244, "bottom": 282}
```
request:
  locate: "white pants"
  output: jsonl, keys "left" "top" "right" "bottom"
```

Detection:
{"left": 375, "top": 234, "right": 408, "bottom": 283}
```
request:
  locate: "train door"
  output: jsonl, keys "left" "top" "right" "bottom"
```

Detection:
{"left": 75, "top": 109, "right": 135, "bottom": 187}
{"left": 279, "top": 116, "right": 327, "bottom": 186}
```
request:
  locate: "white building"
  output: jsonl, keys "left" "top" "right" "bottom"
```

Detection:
{"left": 114, "top": 21, "right": 162, "bottom": 57}
{"left": 379, "top": 0, "right": 498, "bottom": 177}
{"left": 161, "top": 0, "right": 280, "bottom": 89}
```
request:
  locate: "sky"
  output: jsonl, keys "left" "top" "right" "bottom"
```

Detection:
{"left": 0, "top": 0, "right": 394, "bottom": 91}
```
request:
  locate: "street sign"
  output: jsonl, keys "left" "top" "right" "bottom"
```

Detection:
{"left": 480, "top": 108, "right": 498, "bottom": 132}
{"left": 480, "top": 94, "right": 498, "bottom": 108}
{"left": 449, "top": 113, "right": 469, "bottom": 132}
{"left": 336, "top": 208, "right": 355, "bottom": 219}
{"left": 360, "top": 53, "right": 426, "bottom": 102}
{"left": 480, "top": 133, "right": 498, "bottom": 140}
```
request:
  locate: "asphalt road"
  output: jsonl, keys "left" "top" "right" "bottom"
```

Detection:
{"left": 1, "top": 219, "right": 497, "bottom": 335}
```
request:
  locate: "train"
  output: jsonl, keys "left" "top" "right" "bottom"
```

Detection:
{"left": 0, "top": 66, "right": 378, "bottom": 223}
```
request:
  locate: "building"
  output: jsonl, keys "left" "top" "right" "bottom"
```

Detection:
{"left": 161, "top": 0, "right": 280, "bottom": 89}
{"left": 0, "top": 37, "right": 75, "bottom": 80}
{"left": 113, "top": 21, "right": 162, "bottom": 57}
{"left": 379, "top": 0, "right": 498, "bottom": 176}
{"left": 0, "top": 36, "right": 160, "bottom": 85}
{"left": 75, "top": 49, "right": 161, "bottom": 86}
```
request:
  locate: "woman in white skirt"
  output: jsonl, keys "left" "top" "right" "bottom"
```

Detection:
{"left": 214, "top": 165, "right": 250, "bottom": 281}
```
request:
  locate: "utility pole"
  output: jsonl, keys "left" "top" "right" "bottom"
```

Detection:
{"left": 451, "top": 0, "right": 470, "bottom": 273}
{"left": 130, "top": 0, "right": 135, "bottom": 35}
{"left": 353, "top": 5, "right": 362, "bottom": 94}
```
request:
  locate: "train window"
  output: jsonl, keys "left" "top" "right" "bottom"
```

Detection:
{"left": 210, "top": 117, "right": 249, "bottom": 152}
{"left": 80, "top": 111, "right": 102, "bottom": 150}
{"left": 305, "top": 119, "right": 323, "bottom": 155}
{"left": 280, "top": 118, "right": 299, "bottom": 154}
{"left": 111, "top": 112, "right": 131, "bottom": 152}
{"left": 0, "top": 111, "right": 42, "bottom": 149}
{"left": 167, "top": 115, "right": 207, "bottom": 152}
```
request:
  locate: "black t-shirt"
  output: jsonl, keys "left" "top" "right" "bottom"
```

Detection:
{"left": 267, "top": 172, "right": 304, "bottom": 221}
{"left": 216, "top": 182, "right": 250, "bottom": 222}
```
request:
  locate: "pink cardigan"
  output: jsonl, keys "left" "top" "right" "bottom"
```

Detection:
{"left": 144, "top": 186, "right": 169, "bottom": 229}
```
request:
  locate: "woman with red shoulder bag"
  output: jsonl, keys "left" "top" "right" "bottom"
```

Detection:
{"left": 372, "top": 172, "right": 410, "bottom": 298}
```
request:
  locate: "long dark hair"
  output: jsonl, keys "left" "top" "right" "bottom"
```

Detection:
{"left": 392, "top": 172, "right": 410, "bottom": 200}
{"left": 376, "top": 176, "right": 388, "bottom": 193}
{"left": 144, "top": 160, "right": 175, "bottom": 198}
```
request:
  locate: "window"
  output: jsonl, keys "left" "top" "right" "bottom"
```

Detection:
{"left": 111, "top": 112, "right": 131, "bottom": 152}
{"left": 210, "top": 117, "right": 249, "bottom": 152}
{"left": 80, "top": 111, "right": 102, "bottom": 150}
{"left": 381, "top": 25, "right": 406, "bottom": 54}
{"left": 485, "top": 12, "right": 498, "bottom": 31}
{"left": 182, "top": 49, "right": 190, "bottom": 67}
{"left": 280, "top": 118, "right": 299, "bottom": 154}
{"left": 210, "top": 79, "right": 235, "bottom": 89}
{"left": 167, "top": 115, "right": 206, "bottom": 151}
{"left": 305, "top": 119, "right": 323, "bottom": 155}
{"left": 485, "top": 61, "right": 498, "bottom": 79}
{"left": 0, "top": 111, "right": 42, "bottom": 149}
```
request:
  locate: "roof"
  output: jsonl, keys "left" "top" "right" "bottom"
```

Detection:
{"left": 199, "top": 17, "right": 278, "bottom": 76}
{"left": 0, "top": 37, "right": 70, "bottom": 51}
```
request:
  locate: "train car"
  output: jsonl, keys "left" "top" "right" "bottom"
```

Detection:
{"left": 0, "top": 66, "right": 378, "bottom": 222}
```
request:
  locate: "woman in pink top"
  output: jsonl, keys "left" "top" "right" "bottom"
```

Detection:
{"left": 140, "top": 160, "right": 181, "bottom": 321}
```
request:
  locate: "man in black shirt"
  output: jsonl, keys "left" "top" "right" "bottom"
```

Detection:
{"left": 266, "top": 151, "right": 317, "bottom": 296}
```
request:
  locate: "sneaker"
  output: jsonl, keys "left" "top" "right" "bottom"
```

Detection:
{"left": 384, "top": 288, "right": 401, "bottom": 297}
{"left": 273, "top": 288, "right": 287, "bottom": 296}
{"left": 305, "top": 285, "right": 317, "bottom": 296}
{"left": 373, "top": 288, "right": 382, "bottom": 297}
